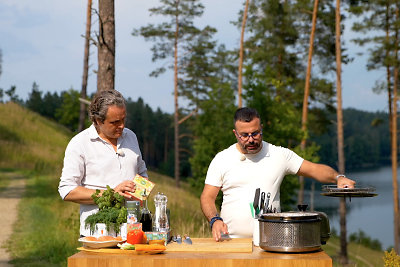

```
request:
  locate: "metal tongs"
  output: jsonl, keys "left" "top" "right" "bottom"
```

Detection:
{"left": 172, "top": 234, "right": 192, "bottom": 245}
{"left": 263, "top": 192, "right": 272, "bottom": 213}
{"left": 253, "top": 189, "right": 275, "bottom": 215}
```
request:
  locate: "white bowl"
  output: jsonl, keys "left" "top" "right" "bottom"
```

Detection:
{"left": 78, "top": 237, "right": 126, "bottom": 249}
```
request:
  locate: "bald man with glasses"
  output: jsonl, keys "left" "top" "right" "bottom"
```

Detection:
{"left": 200, "top": 107, "right": 355, "bottom": 242}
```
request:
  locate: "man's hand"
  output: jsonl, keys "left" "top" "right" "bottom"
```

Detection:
{"left": 114, "top": 180, "right": 136, "bottom": 199}
{"left": 337, "top": 176, "right": 356, "bottom": 189}
{"left": 212, "top": 220, "right": 229, "bottom": 242}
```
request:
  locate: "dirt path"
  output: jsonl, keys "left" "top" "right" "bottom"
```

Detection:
{"left": 0, "top": 173, "right": 26, "bottom": 267}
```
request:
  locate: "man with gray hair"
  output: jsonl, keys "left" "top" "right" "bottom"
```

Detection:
{"left": 58, "top": 89, "right": 147, "bottom": 236}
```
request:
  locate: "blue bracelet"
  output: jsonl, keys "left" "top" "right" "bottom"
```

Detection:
{"left": 210, "top": 215, "right": 223, "bottom": 229}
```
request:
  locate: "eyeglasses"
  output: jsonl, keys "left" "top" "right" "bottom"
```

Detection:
{"left": 235, "top": 130, "right": 263, "bottom": 141}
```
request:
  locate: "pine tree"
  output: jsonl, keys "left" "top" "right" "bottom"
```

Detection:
{"left": 189, "top": 45, "right": 237, "bottom": 194}
{"left": 26, "top": 82, "right": 44, "bottom": 115}
{"left": 78, "top": 0, "right": 93, "bottom": 132}
{"left": 133, "top": 0, "right": 209, "bottom": 187}
{"left": 238, "top": 0, "right": 340, "bottom": 210}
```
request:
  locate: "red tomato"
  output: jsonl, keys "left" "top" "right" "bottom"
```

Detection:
{"left": 127, "top": 229, "right": 144, "bottom": 245}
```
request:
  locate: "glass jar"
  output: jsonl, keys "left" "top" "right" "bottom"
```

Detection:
{"left": 126, "top": 200, "right": 140, "bottom": 224}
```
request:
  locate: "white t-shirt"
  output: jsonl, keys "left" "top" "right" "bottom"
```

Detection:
{"left": 58, "top": 124, "right": 148, "bottom": 236}
{"left": 205, "top": 141, "right": 303, "bottom": 237}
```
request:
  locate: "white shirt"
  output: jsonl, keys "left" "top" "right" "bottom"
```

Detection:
{"left": 58, "top": 124, "right": 147, "bottom": 236}
{"left": 205, "top": 141, "right": 303, "bottom": 237}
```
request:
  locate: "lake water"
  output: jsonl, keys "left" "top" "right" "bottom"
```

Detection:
{"left": 303, "top": 165, "right": 398, "bottom": 250}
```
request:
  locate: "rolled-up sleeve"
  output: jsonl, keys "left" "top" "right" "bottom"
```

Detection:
{"left": 58, "top": 138, "right": 85, "bottom": 199}
{"left": 137, "top": 151, "right": 148, "bottom": 178}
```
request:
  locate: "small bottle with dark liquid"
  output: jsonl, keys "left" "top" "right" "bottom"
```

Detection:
{"left": 140, "top": 190, "right": 152, "bottom": 232}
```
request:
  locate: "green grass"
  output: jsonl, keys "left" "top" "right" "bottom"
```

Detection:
{"left": 7, "top": 173, "right": 80, "bottom": 266}
{"left": 0, "top": 102, "right": 70, "bottom": 173}
{"left": 0, "top": 169, "right": 12, "bottom": 192}
{"left": 0, "top": 102, "right": 77, "bottom": 266}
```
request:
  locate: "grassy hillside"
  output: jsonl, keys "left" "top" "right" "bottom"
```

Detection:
{"left": 0, "top": 102, "right": 71, "bottom": 172}
{"left": 0, "top": 102, "right": 388, "bottom": 266}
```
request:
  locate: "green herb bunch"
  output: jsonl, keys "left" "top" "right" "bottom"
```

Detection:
{"left": 85, "top": 185, "right": 127, "bottom": 235}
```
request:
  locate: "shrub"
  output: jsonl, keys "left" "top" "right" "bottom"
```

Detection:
{"left": 349, "top": 229, "right": 382, "bottom": 251}
{"left": 383, "top": 249, "right": 400, "bottom": 267}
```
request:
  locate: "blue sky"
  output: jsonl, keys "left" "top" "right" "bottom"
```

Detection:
{"left": 0, "top": 0, "right": 387, "bottom": 113}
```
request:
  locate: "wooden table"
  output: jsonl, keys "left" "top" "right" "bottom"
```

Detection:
{"left": 68, "top": 246, "right": 332, "bottom": 267}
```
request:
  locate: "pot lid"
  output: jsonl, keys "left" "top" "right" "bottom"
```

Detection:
{"left": 321, "top": 185, "right": 378, "bottom": 198}
{"left": 258, "top": 212, "right": 320, "bottom": 222}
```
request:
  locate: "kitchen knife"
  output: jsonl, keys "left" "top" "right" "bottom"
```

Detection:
{"left": 260, "top": 192, "right": 265, "bottom": 214}
{"left": 253, "top": 188, "right": 260, "bottom": 215}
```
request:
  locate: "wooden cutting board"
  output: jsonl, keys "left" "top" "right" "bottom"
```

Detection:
{"left": 166, "top": 238, "right": 253, "bottom": 253}
{"left": 77, "top": 238, "right": 253, "bottom": 254}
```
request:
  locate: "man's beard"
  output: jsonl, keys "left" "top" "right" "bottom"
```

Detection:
{"left": 240, "top": 140, "right": 261, "bottom": 154}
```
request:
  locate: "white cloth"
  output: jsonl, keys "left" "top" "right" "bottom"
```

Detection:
{"left": 58, "top": 124, "right": 147, "bottom": 236}
{"left": 205, "top": 141, "right": 303, "bottom": 237}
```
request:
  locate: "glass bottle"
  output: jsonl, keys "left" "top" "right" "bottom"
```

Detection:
{"left": 126, "top": 200, "right": 140, "bottom": 224}
{"left": 139, "top": 190, "right": 153, "bottom": 232}
{"left": 153, "top": 192, "right": 169, "bottom": 232}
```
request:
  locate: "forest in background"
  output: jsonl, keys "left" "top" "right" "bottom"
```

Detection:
{"left": 0, "top": 85, "right": 390, "bottom": 178}
{"left": 312, "top": 108, "right": 390, "bottom": 171}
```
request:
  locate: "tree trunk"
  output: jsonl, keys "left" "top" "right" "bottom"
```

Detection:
{"left": 97, "top": 0, "right": 115, "bottom": 92}
{"left": 238, "top": 0, "right": 249, "bottom": 108}
{"left": 386, "top": 2, "right": 393, "bottom": 145}
{"left": 385, "top": 6, "right": 395, "bottom": 248}
{"left": 174, "top": 2, "right": 180, "bottom": 188}
{"left": 78, "top": 0, "right": 92, "bottom": 132}
{"left": 298, "top": 0, "right": 319, "bottom": 205}
{"left": 392, "top": 54, "right": 400, "bottom": 255}
{"left": 335, "top": 0, "right": 348, "bottom": 264}
{"left": 391, "top": 4, "right": 400, "bottom": 254}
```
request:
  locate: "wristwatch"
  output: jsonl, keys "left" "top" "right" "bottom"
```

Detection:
{"left": 336, "top": 174, "right": 346, "bottom": 181}
{"left": 209, "top": 214, "right": 223, "bottom": 229}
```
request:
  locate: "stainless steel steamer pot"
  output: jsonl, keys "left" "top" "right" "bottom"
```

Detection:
{"left": 258, "top": 211, "right": 328, "bottom": 252}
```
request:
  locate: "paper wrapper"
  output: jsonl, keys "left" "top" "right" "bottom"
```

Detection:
{"left": 128, "top": 174, "right": 155, "bottom": 200}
